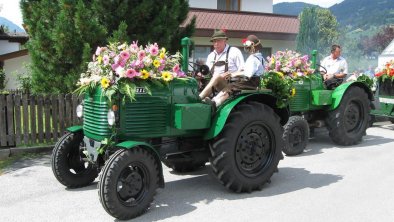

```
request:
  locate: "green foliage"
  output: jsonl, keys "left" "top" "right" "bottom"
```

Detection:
{"left": 21, "top": 0, "right": 195, "bottom": 94}
{"left": 297, "top": 7, "right": 339, "bottom": 57}
{"left": 261, "top": 72, "right": 294, "bottom": 108}
{"left": 357, "top": 75, "right": 373, "bottom": 89}
{"left": 16, "top": 72, "right": 32, "bottom": 92}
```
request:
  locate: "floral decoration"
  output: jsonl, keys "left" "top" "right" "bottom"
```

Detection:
{"left": 75, "top": 41, "right": 185, "bottom": 103}
{"left": 375, "top": 60, "right": 394, "bottom": 82}
{"left": 261, "top": 50, "right": 315, "bottom": 107}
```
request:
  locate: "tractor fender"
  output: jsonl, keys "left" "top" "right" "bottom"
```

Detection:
{"left": 330, "top": 81, "right": 374, "bottom": 110}
{"left": 66, "top": 125, "right": 83, "bottom": 133}
{"left": 115, "top": 141, "right": 165, "bottom": 188}
{"left": 203, "top": 93, "right": 289, "bottom": 140}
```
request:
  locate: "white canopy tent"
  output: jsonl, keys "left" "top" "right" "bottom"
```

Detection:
{"left": 378, "top": 39, "right": 394, "bottom": 67}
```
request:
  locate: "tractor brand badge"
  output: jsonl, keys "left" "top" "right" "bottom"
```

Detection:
{"left": 298, "top": 80, "right": 304, "bottom": 85}
{"left": 135, "top": 87, "right": 147, "bottom": 94}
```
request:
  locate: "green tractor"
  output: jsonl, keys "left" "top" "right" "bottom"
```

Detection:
{"left": 282, "top": 50, "right": 373, "bottom": 156}
{"left": 370, "top": 77, "right": 394, "bottom": 123}
{"left": 51, "top": 38, "right": 289, "bottom": 220}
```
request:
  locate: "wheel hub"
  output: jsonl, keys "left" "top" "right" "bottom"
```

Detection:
{"left": 117, "top": 164, "right": 147, "bottom": 206}
{"left": 344, "top": 102, "right": 361, "bottom": 131}
{"left": 236, "top": 124, "right": 273, "bottom": 177}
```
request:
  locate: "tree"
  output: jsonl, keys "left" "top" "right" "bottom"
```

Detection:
{"left": 296, "top": 7, "right": 339, "bottom": 57}
{"left": 21, "top": 0, "right": 195, "bottom": 93}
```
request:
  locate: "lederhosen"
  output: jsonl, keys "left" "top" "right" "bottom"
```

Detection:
{"left": 225, "top": 54, "right": 262, "bottom": 94}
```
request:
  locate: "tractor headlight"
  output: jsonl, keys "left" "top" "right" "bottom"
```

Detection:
{"left": 76, "top": 104, "right": 83, "bottom": 118}
{"left": 107, "top": 109, "right": 116, "bottom": 126}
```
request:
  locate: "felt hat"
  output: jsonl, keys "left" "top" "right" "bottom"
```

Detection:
{"left": 210, "top": 29, "right": 228, "bottom": 42}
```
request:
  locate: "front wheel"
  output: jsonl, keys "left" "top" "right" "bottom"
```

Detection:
{"left": 98, "top": 148, "right": 160, "bottom": 220}
{"left": 210, "top": 101, "right": 284, "bottom": 193}
{"left": 51, "top": 132, "right": 98, "bottom": 188}
{"left": 282, "top": 116, "right": 309, "bottom": 156}
{"left": 326, "top": 87, "right": 370, "bottom": 145}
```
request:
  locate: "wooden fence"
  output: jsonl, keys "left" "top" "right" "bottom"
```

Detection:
{"left": 0, "top": 93, "right": 83, "bottom": 148}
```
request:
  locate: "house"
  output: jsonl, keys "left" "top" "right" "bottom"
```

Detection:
{"left": 0, "top": 32, "right": 29, "bottom": 90}
{"left": 185, "top": 0, "right": 299, "bottom": 62}
{"left": 378, "top": 39, "right": 394, "bottom": 67}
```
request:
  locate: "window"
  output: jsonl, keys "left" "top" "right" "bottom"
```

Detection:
{"left": 193, "top": 46, "right": 212, "bottom": 65}
{"left": 217, "top": 0, "right": 240, "bottom": 11}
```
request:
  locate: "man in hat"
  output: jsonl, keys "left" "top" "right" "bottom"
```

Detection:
{"left": 199, "top": 29, "right": 244, "bottom": 100}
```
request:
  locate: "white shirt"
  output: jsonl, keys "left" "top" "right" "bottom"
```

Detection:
{"left": 206, "top": 44, "right": 244, "bottom": 76}
{"left": 320, "top": 55, "right": 348, "bottom": 75}
{"left": 243, "top": 52, "right": 264, "bottom": 78}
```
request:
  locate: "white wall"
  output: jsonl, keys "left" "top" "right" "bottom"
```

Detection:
{"left": 378, "top": 55, "right": 394, "bottom": 68}
{"left": 189, "top": 0, "right": 217, "bottom": 9}
{"left": 3, "top": 54, "right": 31, "bottom": 90}
{"left": 0, "top": 40, "right": 20, "bottom": 55}
{"left": 242, "top": 0, "right": 273, "bottom": 13}
{"left": 189, "top": 0, "right": 273, "bottom": 13}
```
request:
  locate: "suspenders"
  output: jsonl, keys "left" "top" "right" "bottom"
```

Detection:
{"left": 211, "top": 46, "right": 232, "bottom": 74}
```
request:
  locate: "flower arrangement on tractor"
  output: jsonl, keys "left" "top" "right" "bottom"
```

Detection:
{"left": 75, "top": 42, "right": 185, "bottom": 103}
{"left": 261, "top": 50, "right": 315, "bottom": 107}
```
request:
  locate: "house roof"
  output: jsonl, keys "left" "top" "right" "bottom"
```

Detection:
{"left": 0, "top": 33, "right": 29, "bottom": 44}
{"left": 0, "top": 49, "right": 29, "bottom": 62}
{"left": 381, "top": 39, "right": 394, "bottom": 55}
{"left": 182, "top": 8, "right": 299, "bottom": 40}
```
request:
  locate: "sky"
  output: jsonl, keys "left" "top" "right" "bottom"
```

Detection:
{"left": 0, "top": 0, "right": 23, "bottom": 28}
{"left": 1, "top": 0, "right": 346, "bottom": 29}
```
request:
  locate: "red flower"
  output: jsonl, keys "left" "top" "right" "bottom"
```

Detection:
{"left": 242, "top": 38, "right": 247, "bottom": 44}
{"left": 389, "top": 69, "right": 394, "bottom": 77}
{"left": 375, "top": 72, "right": 384, "bottom": 77}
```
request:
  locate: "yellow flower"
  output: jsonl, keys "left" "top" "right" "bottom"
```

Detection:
{"left": 101, "top": 77, "right": 110, "bottom": 89}
{"left": 277, "top": 72, "right": 284, "bottom": 78}
{"left": 140, "top": 69, "right": 150, "bottom": 79}
{"left": 161, "top": 47, "right": 166, "bottom": 54}
{"left": 291, "top": 88, "right": 296, "bottom": 97}
{"left": 153, "top": 59, "right": 161, "bottom": 68}
{"left": 97, "top": 56, "right": 103, "bottom": 64}
{"left": 161, "top": 71, "right": 173, "bottom": 82}
{"left": 159, "top": 52, "right": 166, "bottom": 59}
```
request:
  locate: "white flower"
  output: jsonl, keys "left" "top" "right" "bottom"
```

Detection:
{"left": 243, "top": 40, "right": 253, "bottom": 47}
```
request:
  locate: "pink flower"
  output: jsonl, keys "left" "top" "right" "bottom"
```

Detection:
{"left": 120, "top": 51, "right": 130, "bottom": 61}
{"left": 138, "top": 50, "right": 146, "bottom": 60}
{"left": 129, "top": 41, "right": 139, "bottom": 53}
{"left": 177, "top": 71, "right": 186, "bottom": 78}
{"left": 149, "top": 43, "right": 159, "bottom": 56}
{"left": 103, "top": 55, "right": 110, "bottom": 65}
{"left": 126, "top": 68, "right": 138, "bottom": 79}
{"left": 158, "top": 65, "right": 165, "bottom": 72}
{"left": 172, "top": 64, "right": 180, "bottom": 73}
{"left": 111, "top": 63, "right": 119, "bottom": 71}
{"left": 95, "top": 47, "right": 102, "bottom": 55}
{"left": 135, "top": 59, "right": 144, "bottom": 69}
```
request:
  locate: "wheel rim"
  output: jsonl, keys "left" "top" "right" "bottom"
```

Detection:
{"left": 344, "top": 101, "right": 363, "bottom": 132}
{"left": 235, "top": 122, "right": 275, "bottom": 178}
{"left": 289, "top": 126, "right": 304, "bottom": 148}
{"left": 67, "top": 141, "right": 92, "bottom": 174}
{"left": 116, "top": 162, "right": 149, "bottom": 207}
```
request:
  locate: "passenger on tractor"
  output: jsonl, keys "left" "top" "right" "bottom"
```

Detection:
{"left": 200, "top": 34, "right": 264, "bottom": 108}
{"left": 320, "top": 44, "right": 348, "bottom": 89}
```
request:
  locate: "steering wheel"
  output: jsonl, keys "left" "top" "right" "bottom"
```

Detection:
{"left": 317, "top": 64, "right": 327, "bottom": 75}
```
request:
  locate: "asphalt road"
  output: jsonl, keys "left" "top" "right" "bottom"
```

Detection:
{"left": 1, "top": 122, "right": 394, "bottom": 222}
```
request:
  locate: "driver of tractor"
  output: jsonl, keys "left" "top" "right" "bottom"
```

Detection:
{"left": 320, "top": 44, "right": 348, "bottom": 88}
{"left": 198, "top": 29, "right": 244, "bottom": 101}
{"left": 200, "top": 34, "right": 264, "bottom": 108}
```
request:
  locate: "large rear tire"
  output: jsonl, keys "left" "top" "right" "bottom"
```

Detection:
{"left": 98, "top": 148, "right": 160, "bottom": 220}
{"left": 326, "top": 87, "right": 370, "bottom": 145}
{"left": 282, "top": 116, "right": 309, "bottom": 156}
{"left": 51, "top": 132, "right": 98, "bottom": 188}
{"left": 210, "top": 101, "right": 284, "bottom": 193}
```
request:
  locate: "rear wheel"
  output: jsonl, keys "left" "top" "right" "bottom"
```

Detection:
{"left": 326, "top": 87, "right": 370, "bottom": 145}
{"left": 51, "top": 132, "right": 98, "bottom": 188}
{"left": 210, "top": 101, "right": 283, "bottom": 193}
{"left": 98, "top": 148, "right": 160, "bottom": 220}
{"left": 282, "top": 116, "right": 309, "bottom": 156}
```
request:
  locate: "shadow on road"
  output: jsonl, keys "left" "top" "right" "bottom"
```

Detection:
{"left": 133, "top": 166, "right": 342, "bottom": 222}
